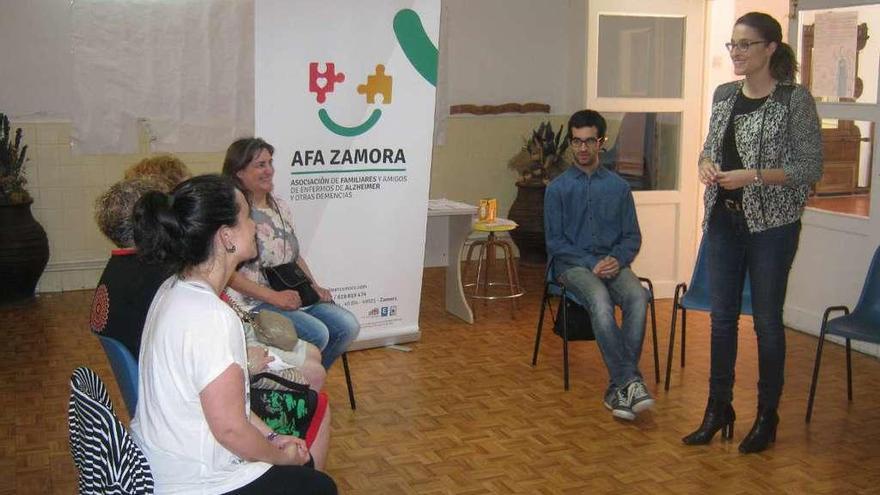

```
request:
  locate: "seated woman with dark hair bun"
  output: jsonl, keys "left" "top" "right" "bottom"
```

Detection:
{"left": 130, "top": 174, "right": 336, "bottom": 495}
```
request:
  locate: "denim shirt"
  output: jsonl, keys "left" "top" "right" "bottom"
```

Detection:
{"left": 544, "top": 165, "right": 641, "bottom": 274}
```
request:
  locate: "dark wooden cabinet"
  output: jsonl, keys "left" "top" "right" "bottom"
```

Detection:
{"left": 816, "top": 122, "right": 861, "bottom": 195}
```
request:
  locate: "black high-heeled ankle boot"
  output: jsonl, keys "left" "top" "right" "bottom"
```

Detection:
{"left": 739, "top": 406, "right": 778, "bottom": 454}
{"left": 682, "top": 398, "right": 736, "bottom": 445}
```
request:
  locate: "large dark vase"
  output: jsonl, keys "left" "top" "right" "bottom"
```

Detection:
{"left": 0, "top": 201, "right": 50, "bottom": 305}
{"left": 508, "top": 182, "right": 547, "bottom": 265}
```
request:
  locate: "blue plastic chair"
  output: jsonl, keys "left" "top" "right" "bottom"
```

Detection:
{"left": 806, "top": 245, "right": 880, "bottom": 423}
{"left": 531, "top": 259, "right": 659, "bottom": 390}
{"left": 96, "top": 335, "right": 139, "bottom": 418}
{"left": 664, "top": 238, "right": 752, "bottom": 390}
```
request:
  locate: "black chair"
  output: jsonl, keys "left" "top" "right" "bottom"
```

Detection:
{"left": 531, "top": 263, "right": 659, "bottom": 390}
{"left": 806, "top": 245, "right": 880, "bottom": 423}
{"left": 664, "top": 238, "right": 752, "bottom": 391}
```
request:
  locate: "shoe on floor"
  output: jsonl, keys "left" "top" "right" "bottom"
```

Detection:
{"left": 626, "top": 379, "right": 655, "bottom": 414}
{"left": 603, "top": 387, "right": 636, "bottom": 421}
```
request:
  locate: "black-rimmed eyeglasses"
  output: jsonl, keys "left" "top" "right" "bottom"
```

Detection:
{"left": 725, "top": 40, "right": 768, "bottom": 52}
{"left": 570, "top": 137, "right": 604, "bottom": 149}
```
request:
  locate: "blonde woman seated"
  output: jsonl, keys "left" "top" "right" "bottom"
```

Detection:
{"left": 130, "top": 175, "right": 335, "bottom": 494}
{"left": 124, "top": 153, "right": 192, "bottom": 192}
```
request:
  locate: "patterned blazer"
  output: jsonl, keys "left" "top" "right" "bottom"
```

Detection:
{"left": 700, "top": 80, "right": 823, "bottom": 233}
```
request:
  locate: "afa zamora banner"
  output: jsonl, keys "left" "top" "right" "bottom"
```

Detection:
{"left": 255, "top": 0, "right": 440, "bottom": 348}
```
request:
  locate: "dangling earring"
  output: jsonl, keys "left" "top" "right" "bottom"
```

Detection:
{"left": 226, "top": 244, "right": 237, "bottom": 253}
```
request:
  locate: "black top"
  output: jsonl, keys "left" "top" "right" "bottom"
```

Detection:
{"left": 719, "top": 92, "right": 768, "bottom": 203}
{"left": 89, "top": 250, "right": 171, "bottom": 358}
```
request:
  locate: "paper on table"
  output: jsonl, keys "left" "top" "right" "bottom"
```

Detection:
{"left": 428, "top": 198, "right": 477, "bottom": 211}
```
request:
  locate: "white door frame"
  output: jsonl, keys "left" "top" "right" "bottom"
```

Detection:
{"left": 585, "top": 0, "right": 707, "bottom": 297}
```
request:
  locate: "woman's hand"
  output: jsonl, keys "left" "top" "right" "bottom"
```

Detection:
{"left": 699, "top": 159, "right": 720, "bottom": 186}
{"left": 246, "top": 346, "right": 274, "bottom": 374}
{"left": 276, "top": 436, "right": 310, "bottom": 465}
{"left": 314, "top": 285, "right": 333, "bottom": 303}
{"left": 269, "top": 289, "right": 302, "bottom": 310}
{"left": 715, "top": 169, "right": 756, "bottom": 190}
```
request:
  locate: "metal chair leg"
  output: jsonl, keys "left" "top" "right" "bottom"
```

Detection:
{"left": 561, "top": 287, "right": 570, "bottom": 391}
{"left": 342, "top": 353, "right": 356, "bottom": 410}
{"left": 665, "top": 283, "right": 686, "bottom": 391}
{"left": 640, "top": 278, "right": 659, "bottom": 384}
{"left": 681, "top": 308, "right": 687, "bottom": 367}
{"left": 846, "top": 338, "right": 853, "bottom": 401}
{"left": 532, "top": 283, "right": 550, "bottom": 366}
{"left": 806, "top": 306, "right": 849, "bottom": 423}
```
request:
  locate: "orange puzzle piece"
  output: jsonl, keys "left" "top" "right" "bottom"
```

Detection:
{"left": 357, "top": 65, "right": 393, "bottom": 104}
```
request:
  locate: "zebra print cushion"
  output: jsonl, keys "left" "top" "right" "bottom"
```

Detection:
{"left": 68, "top": 367, "right": 154, "bottom": 494}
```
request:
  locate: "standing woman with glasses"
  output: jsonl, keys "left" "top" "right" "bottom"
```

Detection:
{"left": 223, "top": 138, "right": 360, "bottom": 370}
{"left": 683, "top": 12, "right": 822, "bottom": 453}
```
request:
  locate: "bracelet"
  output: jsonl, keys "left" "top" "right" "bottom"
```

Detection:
{"left": 267, "top": 432, "right": 279, "bottom": 442}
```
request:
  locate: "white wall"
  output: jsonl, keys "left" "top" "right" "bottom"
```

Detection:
{"left": 0, "top": 0, "right": 73, "bottom": 118}
{"left": 442, "top": 0, "right": 583, "bottom": 114}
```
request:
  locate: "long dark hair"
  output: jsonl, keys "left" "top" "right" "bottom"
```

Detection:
{"left": 222, "top": 137, "right": 275, "bottom": 198}
{"left": 736, "top": 12, "right": 798, "bottom": 82}
{"left": 133, "top": 174, "right": 240, "bottom": 274}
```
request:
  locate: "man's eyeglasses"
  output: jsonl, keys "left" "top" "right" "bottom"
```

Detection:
{"left": 724, "top": 39, "right": 768, "bottom": 52}
{"left": 570, "top": 137, "right": 604, "bottom": 149}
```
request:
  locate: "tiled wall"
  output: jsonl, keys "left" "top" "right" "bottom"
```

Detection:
{"left": 13, "top": 120, "right": 224, "bottom": 293}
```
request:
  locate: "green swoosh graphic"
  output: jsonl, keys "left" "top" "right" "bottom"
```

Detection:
{"left": 393, "top": 9, "right": 438, "bottom": 86}
{"left": 318, "top": 108, "right": 383, "bottom": 137}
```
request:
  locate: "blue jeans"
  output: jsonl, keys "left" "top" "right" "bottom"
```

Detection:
{"left": 706, "top": 207, "right": 801, "bottom": 409}
{"left": 558, "top": 266, "right": 648, "bottom": 391}
{"left": 256, "top": 302, "right": 360, "bottom": 369}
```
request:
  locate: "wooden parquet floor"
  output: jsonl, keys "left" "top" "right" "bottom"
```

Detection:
{"left": 2, "top": 265, "right": 880, "bottom": 494}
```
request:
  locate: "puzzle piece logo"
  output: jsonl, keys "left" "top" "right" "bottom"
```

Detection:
{"left": 309, "top": 62, "right": 345, "bottom": 104}
{"left": 307, "top": 9, "right": 436, "bottom": 137}
{"left": 310, "top": 61, "right": 392, "bottom": 137}
{"left": 356, "top": 65, "right": 392, "bottom": 104}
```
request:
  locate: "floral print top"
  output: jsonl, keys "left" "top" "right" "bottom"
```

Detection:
{"left": 228, "top": 196, "right": 301, "bottom": 310}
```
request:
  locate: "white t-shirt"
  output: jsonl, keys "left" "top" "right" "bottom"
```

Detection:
{"left": 131, "top": 277, "right": 271, "bottom": 494}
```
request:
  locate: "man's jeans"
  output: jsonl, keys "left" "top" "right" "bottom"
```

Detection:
{"left": 706, "top": 207, "right": 801, "bottom": 409}
{"left": 559, "top": 266, "right": 648, "bottom": 390}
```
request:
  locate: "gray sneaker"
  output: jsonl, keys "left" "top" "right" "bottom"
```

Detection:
{"left": 627, "top": 379, "right": 655, "bottom": 414}
{"left": 603, "top": 387, "right": 636, "bottom": 421}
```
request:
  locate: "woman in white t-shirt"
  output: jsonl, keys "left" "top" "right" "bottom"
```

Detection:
{"left": 130, "top": 174, "right": 336, "bottom": 495}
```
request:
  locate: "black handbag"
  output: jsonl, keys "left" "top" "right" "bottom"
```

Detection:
{"left": 263, "top": 262, "right": 321, "bottom": 307}
{"left": 250, "top": 372, "right": 319, "bottom": 438}
{"left": 553, "top": 297, "right": 595, "bottom": 341}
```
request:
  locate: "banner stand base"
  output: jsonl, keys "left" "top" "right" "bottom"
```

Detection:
{"left": 348, "top": 327, "right": 421, "bottom": 352}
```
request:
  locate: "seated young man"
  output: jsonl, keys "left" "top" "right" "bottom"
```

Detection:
{"left": 544, "top": 109, "right": 653, "bottom": 420}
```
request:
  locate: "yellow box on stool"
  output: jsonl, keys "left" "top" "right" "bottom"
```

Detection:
{"left": 478, "top": 198, "right": 497, "bottom": 223}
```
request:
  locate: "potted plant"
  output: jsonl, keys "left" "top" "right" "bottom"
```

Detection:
{"left": 0, "top": 113, "right": 50, "bottom": 304}
{"left": 506, "top": 121, "right": 570, "bottom": 265}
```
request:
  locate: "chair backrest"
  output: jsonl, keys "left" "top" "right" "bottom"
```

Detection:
{"left": 97, "top": 335, "right": 139, "bottom": 418}
{"left": 854, "top": 244, "right": 880, "bottom": 320}
{"left": 681, "top": 238, "right": 752, "bottom": 315}
{"left": 68, "top": 367, "right": 154, "bottom": 494}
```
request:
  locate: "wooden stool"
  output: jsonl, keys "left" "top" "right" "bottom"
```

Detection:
{"left": 463, "top": 220, "right": 524, "bottom": 317}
